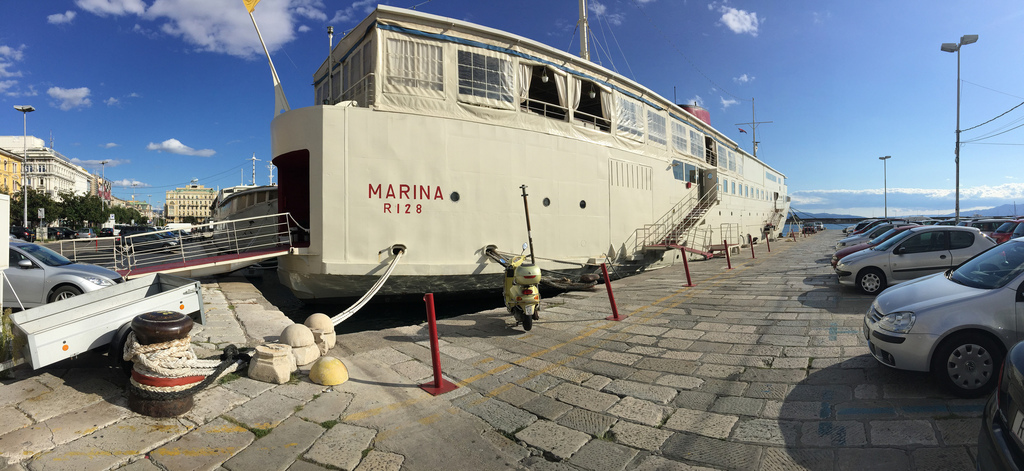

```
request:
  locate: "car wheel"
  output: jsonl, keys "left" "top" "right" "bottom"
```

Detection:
{"left": 48, "top": 285, "right": 83, "bottom": 303}
{"left": 931, "top": 333, "right": 1002, "bottom": 398}
{"left": 856, "top": 268, "right": 886, "bottom": 294}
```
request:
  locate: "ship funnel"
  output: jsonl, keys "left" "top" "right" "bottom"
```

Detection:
{"left": 680, "top": 104, "right": 710, "bottom": 125}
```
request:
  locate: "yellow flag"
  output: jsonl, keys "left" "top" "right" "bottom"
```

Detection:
{"left": 243, "top": 0, "right": 260, "bottom": 12}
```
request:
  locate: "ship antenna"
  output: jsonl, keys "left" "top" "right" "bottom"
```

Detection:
{"left": 243, "top": 0, "right": 291, "bottom": 115}
{"left": 249, "top": 153, "right": 260, "bottom": 186}
{"left": 578, "top": 0, "right": 590, "bottom": 60}
{"left": 327, "top": 26, "right": 334, "bottom": 105}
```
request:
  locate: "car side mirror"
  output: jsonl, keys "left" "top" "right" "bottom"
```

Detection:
{"left": 18, "top": 259, "right": 33, "bottom": 269}
{"left": 895, "top": 246, "right": 907, "bottom": 255}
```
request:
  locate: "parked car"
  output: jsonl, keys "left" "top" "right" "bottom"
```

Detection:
{"left": 991, "top": 220, "right": 1023, "bottom": 244}
{"left": 835, "top": 224, "right": 895, "bottom": 249}
{"left": 47, "top": 227, "right": 75, "bottom": 240}
{"left": 978, "top": 340, "right": 1024, "bottom": 468}
{"left": 848, "top": 219, "right": 879, "bottom": 234}
{"left": 831, "top": 225, "right": 919, "bottom": 268}
{"left": 117, "top": 226, "right": 179, "bottom": 253}
{"left": 3, "top": 242, "right": 124, "bottom": 309}
{"left": 969, "top": 218, "right": 1011, "bottom": 237}
{"left": 814, "top": 222, "right": 825, "bottom": 232}
{"left": 75, "top": 228, "right": 97, "bottom": 239}
{"left": 864, "top": 238, "right": 1024, "bottom": 398}
{"left": 99, "top": 227, "right": 115, "bottom": 237}
{"left": 836, "top": 226, "right": 995, "bottom": 294}
{"left": 10, "top": 226, "right": 35, "bottom": 242}
{"left": 801, "top": 222, "right": 817, "bottom": 234}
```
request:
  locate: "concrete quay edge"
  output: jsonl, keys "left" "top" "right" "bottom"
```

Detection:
{"left": 0, "top": 230, "right": 984, "bottom": 470}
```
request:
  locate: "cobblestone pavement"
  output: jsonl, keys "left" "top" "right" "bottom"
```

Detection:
{"left": 0, "top": 231, "right": 982, "bottom": 470}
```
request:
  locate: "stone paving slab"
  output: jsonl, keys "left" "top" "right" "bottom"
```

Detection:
{"left": 0, "top": 233, "right": 993, "bottom": 470}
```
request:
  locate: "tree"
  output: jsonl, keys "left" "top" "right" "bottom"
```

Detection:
{"left": 10, "top": 188, "right": 58, "bottom": 228}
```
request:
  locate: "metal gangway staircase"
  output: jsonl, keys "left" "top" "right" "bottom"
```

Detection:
{"left": 52, "top": 213, "right": 308, "bottom": 280}
{"left": 631, "top": 190, "right": 718, "bottom": 259}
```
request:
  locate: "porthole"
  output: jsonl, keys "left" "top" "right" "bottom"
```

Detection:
{"left": 543, "top": 197, "right": 551, "bottom": 207}
{"left": 450, "top": 192, "right": 460, "bottom": 202}
{"left": 580, "top": 200, "right": 587, "bottom": 209}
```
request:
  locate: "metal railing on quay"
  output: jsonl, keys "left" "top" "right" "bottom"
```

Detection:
{"left": 52, "top": 213, "right": 308, "bottom": 277}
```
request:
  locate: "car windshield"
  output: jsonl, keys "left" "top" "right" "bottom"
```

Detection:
{"left": 994, "top": 222, "right": 1017, "bottom": 234}
{"left": 20, "top": 244, "right": 73, "bottom": 267}
{"left": 868, "top": 228, "right": 899, "bottom": 245}
{"left": 873, "top": 229, "right": 915, "bottom": 251}
{"left": 949, "top": 241, "right": 1024, "bottom": 289}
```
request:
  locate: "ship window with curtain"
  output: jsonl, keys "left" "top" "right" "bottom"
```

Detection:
{"left": 616, "top": 95, "right": 644, "bottom": 141}
{"left": 385, "top": 38, "right": 444, "bottom": 97}
{"left": 522, "top": 65, "right": 566, "bottom": 120}
{"left": 456, "top": 49, "right": 514, "bottom": 108}
{"left": 574, "top": 80, "right": 610, "bottom": 132}
{"left": 342, "top": 40, "right": 376, "bottom": 106}
{"left": 671, "top": 121, "right": 688, "bottom": 154}
{"left": 648, "top": 110, "right": 666, "bottom": 147}
{"left": 690, "top": 130, "right": 706, "bottom": 163}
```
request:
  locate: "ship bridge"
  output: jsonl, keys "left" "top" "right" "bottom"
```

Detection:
{"left": 52, "top": 213, "right": 306, "bottom": 280}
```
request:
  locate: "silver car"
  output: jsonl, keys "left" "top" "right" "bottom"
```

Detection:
{"left": 835, "top": 223, "right": 895, "bottom": 249}
{"left": 836, "top": 225, "right": 995, "bottom": 294}
{"left": 3, "top": 242, "right": 124, "bottom": 309}
{"left": 864, "top": 238, "right": 1024, "bottom": 397}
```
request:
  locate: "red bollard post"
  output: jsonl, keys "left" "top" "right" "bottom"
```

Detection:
{"left": 750, "top": 238, "right": 756, "bottom": 259}
{"left": 680, "top": 248, "right": 695, "bottom": 287}
{"left": 419, "top": 293, "right": 459, "bottom": 396}
{"left": 601, "top": 263, "right": 626, "bottom": 321}
{"left": 724, "top": 240, "right": 733, "bottom": 269}
{"left": 766, "top": 236, "right": 771, "bottom": 252}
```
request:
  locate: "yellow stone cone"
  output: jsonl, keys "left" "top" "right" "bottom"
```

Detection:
{"left": 309, "top": 356, "right": 349, "bottom": 386}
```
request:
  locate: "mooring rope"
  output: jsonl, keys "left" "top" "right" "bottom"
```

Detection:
{"left": 331, "top": 247, "right": 405, "bottom": 326}
{"left": 123, "top": 332, "right": 248, "bottom": 400}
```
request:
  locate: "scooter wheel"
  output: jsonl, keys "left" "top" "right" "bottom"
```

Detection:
{"left": 522, "top": 314, "right": 533, "bottom": 331}
{"left": 531, "top": 305, "right": 540, "bottom": 320}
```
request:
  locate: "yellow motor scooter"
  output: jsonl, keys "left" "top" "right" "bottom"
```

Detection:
{"left": 492, "top": 244, "right": 541, "bottom": 331}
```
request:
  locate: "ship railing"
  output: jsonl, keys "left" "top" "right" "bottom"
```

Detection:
{"left": 633, "top": 189, "right": 718, "bottom": 254}
{"left": 51, "top": 213, "right": 309, "bottom": 276}
{"left": 519, "top": 97, "right": 569, "bottom": 121}
{"left": 571, "top": 109, "right": 611, "bottom": 132}
{"left": 337, "top": 73, "right": 376, "bottom": 107}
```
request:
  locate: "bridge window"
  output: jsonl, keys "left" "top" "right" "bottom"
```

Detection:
{"left": 457, "top": 48, "right": 514, "bottom": 109}
{"left": 385, "top": 38, "right": 444, "bottom": 98}
{"left": 521, "top": 65, "right": 566, "bottom": 121}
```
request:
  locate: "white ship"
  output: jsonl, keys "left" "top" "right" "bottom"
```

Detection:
{"left": 268, "top": 5, "right": 790, "bottom": 301}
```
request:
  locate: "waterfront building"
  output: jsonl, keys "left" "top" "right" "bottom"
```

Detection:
{"left": 165, "top": 183, "right": 215, "bottom": 223}
{"left": 0, "top": 147, "right": 24, "bottom": 195}
{"left": 0, "top": 136, "right": 91, "bottom": 201}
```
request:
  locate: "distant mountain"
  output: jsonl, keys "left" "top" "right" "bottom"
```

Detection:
{"left": 793, "top": 212, "right": 863, "bottom": 219}
{"left": 941, "top": 203, "right": 1023, "bottom": 218}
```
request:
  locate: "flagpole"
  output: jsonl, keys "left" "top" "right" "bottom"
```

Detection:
{"left": 247, "top": 9, "right": 290, "bottom": 115}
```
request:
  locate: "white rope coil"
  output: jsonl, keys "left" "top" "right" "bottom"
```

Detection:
{"left": 123, "top": 332, "right": 229, "bottom": 378}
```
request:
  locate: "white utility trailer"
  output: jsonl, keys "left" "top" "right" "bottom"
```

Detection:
{"left": 0, "top": 273, "right": 204, "bottom": 371}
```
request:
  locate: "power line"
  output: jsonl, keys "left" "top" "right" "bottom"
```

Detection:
{"left": 962, "top": 100, "right": 1024, "bottom": 132}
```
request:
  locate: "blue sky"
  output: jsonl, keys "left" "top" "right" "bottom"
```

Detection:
{"left": 2, "top": 0, "right": 1023, "bottom": 217}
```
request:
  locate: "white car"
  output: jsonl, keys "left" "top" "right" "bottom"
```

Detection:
{"left": 836, "top": 226, "right": 995, "bottom": 294}
{"left": 864, "top": 238, "right": 1024, "bottom": 397}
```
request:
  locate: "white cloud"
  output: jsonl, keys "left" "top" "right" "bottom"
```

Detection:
{"left": 714, "top": 4, "right": 760, "bottom": 36}
{"left": 720, "top": 97, "right": 739, "bottom": 109}
{"left": 0, "top": 80, "right": 17, "bottom": 95}
{"left": 73, "top": 157, "right": 127, "bottom": 166}
{"left": 297, "top": 24, "right": 311, "bottom": 33}
{"left": 790, "top": 183, "right": 1024, "bottom": 217}
{"left": 111, "top": 178, "right": 148, "bottom": 188}
{"left": 146, "top": 138, "right": 215, "bottom": 157}
{"left": 48, "top": 10, "right": 77, "bottom": 24}
{"left": 105, "top": 97, "right": 120, "bottom": 106}
{"left": 733, "top": 74, "right": 754, "bottom": 84}
{"left": 327, "top": 0, "right": 377, "bottom": 24}
{"left": 48, "top": 86, "right": 93, "bottom": 110}
{"left": 589, "top": 1, "right": 626, "bottom": 26}
{"left": 75, "top": 0, "right": 146, "bottom": 16}
{"left": 686, "top": 95, "right": 705, "bottom": 107}
{"left": 0, "top": 44, "right": 26, "bottom": 79}
{"left": 101, "top": 143, "right": 119, "bottom": 148}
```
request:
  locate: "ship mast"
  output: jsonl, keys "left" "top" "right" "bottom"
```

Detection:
{"left": 578, "top": 0, "right": 590, "bottom": 60}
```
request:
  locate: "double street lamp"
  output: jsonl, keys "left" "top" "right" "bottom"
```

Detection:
{"left": 879, "top": 156, "right": 891, "bottom": 219}
{"left": 14, "top": 105, "right": 34, "bottom": 227}
{"left": 941, "top": 34, "right": 979, "bottom": 224}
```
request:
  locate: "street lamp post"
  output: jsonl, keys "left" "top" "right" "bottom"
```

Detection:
{"left": 879, "top": 155, "right": 891, "bottom": 219}
{"left": 941, "top": 34, "right": 979, "bottom": 224}
{"left": 14, "top": 105, "right": 34, "bottom": 227}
